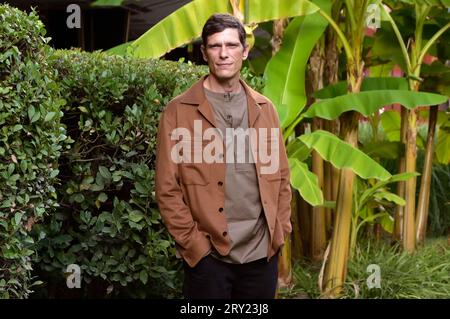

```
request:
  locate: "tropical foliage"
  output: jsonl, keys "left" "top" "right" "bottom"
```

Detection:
{"left": 1, "top": 0, "right": 449, "bottom": 299}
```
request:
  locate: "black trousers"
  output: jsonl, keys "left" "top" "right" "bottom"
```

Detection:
{"left": 183, "top": 253, "right": 278, "bottom": 299}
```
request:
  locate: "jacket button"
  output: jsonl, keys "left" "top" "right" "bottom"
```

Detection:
{"left": 222, "top": 231, "right": 228, "bottom": 237}
{"left": 218, "top": 207, "right": 224, "bottom": 212}
{"left": 205, "top": 234, "right": 211, "bottom": 239}
{"left": 218, "top": 181, "right": 223, "bottom": 186}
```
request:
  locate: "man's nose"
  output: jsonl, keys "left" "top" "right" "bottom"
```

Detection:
{"left": 219, "top": 44, "right": 229, "bottom": 58}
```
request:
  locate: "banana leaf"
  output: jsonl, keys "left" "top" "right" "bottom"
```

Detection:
{"left": 92, "top": 0, "right": 123, "bottom": 6}
{"left": 373, "top": 191, "right": 406, "bottom": 206}
{"left": 304, "top": 90, "right": 449, "bottom": 120}
{"left": 359, "top": 172, "right": 420, "bottom": 209}
{"left": 381, "top": 110, "right": 401, "bottom": 142}
{"left": 263, "top": 0, "right": 330, "bottom": 129}
{"left": 313, "top": 77, "right": 409, "bottom": 99}
{"left": 361, "top": 141, "right": 404, "bottom": 159}
{"left": 109, "top": 0, "right": 320, "bottom": 59}
{"left": 289, "top": 158, "right": 323, "bottom": 206}
{"left": 436, "top": 128, "right": 450, "bottom": 164}
{"left": 286, "top": 138, "right": 312, "bottom": 162}
{"left": 299, "top": 130, "right": 392, "bottom": 181}
{"left": 106, "top": 41, "right": 133, "bottom": 56}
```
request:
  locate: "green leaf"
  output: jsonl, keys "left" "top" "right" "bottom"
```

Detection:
{"left": 134, "top": 182, "right": 148, "bottom": 195}
{"left": 8, "top": 163, "right": 15, "bottom": 175}
{"left": 97, "top": 192, "right": 108, "bottom": 203}
{"left": 91, "top": 0, "right": 123, "bottom": 6}
{"left": 320, "top": 200, "right": 336, "bottom": 209}
{"left": 98, "top": 166, "right": 111, "bottom": 180}
{"left": 360, "top": 212, "right": 390, "bottom": 224}
{"left": 73, "top": 193, "right": 85, "bottom": 203}
{"left": 14, "top": 212, "right": 23, "bottom": 226}
{"left": 246, "top": 0, "right": 320, "bottom": 22}
{"left": 113, "top": 0, "right": 320, "bottom": 58}
{"left": 299, "top": 130, "right": 392, "bottom": 181}
{"left": 374, "top": 191, "right": 406, "bottom": 205}
{"left": 381, "top": 111, "right": 401, "bottom": 142}
{"left": 44, "top": 112, "right": 56, "bottom": 122}
{"left": 78, "top": 106, "right": 89, "bottom": 113}
{"left": 361, "top": 141, "right": 404, "bottom": 159}
{"left": 139, "top": 270, "right": 148, "bottom": 284}
{"left": 129, "top": 210, "right": 144, "bottom": 223}
{"left": 313, "top": 77, "right": 409, "bottom": 99}
{"left": 286, "top": 138, "right": 312, "bottom": 161}
{"left": 370, "top": 24, "right": 408, "bottom": 73}
{"left": 20, "top": 160, "right": 27, "bottom": 173}
{"left": 359, "top": 172, "right": 419, "bottom": 208}
{"left": 28, "top": 106, "right": 35, "bottom": 121}
{"left": 288, "top": 158, "right": 323, "bottom": 206}
{"left": 380, "top": 214, "right": 394, "bottom": 234}
{"left": 28, "top": 105, "right": 40, "bottom": 123}
{"left": 50, "top": 169, "right": 59, "bottom": 178}
{"left": 304, "top": 90, "right": 449, "bottom": 120}
{"left": 263, "top": 0, "right": 330, "bottom": 129}
{"left": 118, "top": 0, "right": 229, "bottom": 58}
{"left": 436, "top": 129, "right": 450, "bottom": 164}
{"left": 107, "top": 41, "right": 134, "bottom": 55}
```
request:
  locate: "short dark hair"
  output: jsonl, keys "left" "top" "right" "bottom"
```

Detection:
{"left": 201, "top": 13, "right": 246, "bottom": 47}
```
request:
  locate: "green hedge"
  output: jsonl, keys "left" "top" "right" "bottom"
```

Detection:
{"left": 0, "top": 5, "right": 66, "bottom": 298}
{"left": 31, "top": 51, "right": 207, "bottom": 298}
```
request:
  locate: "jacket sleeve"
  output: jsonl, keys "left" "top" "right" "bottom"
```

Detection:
{"left": 271, "top": 103, "right": 292, "bottom": 237}
{"left": 155, "top": 105, "right": 211, "bottom": 267}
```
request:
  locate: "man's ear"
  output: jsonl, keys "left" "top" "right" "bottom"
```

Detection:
{"left": 242, "top": 45, "right": 250, "bottom": 60}
{"left": 200, "top": 45, "right": 208, "bottom": 62}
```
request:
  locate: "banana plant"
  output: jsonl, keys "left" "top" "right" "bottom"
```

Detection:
{"left": 349, "top": 172, "right": 419, "bottom": 259}
{"left": 285, "top": 90, "right": 447, "bottom": 202}
{"left": 377, "top": 0, "right": 450, "bottom": 249}
{"left": 263, "top": 0, "right": 449, "bottom": 297}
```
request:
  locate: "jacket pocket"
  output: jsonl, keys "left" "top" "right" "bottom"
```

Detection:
{"left": 180, "top": 163, "right": 210, "bottom": 185}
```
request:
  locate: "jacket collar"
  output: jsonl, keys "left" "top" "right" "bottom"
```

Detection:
{"left": 179, "top": 75, "right": 267, "bottom": 128}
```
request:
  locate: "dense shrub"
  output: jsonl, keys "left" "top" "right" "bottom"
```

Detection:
{"left": 0, "top": 5, "right": 66, "bottom": 298}
{"left": 30, "top": 49, "right": 264, "bottom": 298}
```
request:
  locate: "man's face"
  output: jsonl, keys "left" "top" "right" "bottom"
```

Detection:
{"left": 201, "top": 28, "right": 249, "bottom": 82}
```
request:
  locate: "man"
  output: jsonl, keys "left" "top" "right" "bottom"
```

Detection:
{"left": 155, "top": 13, "right": 291, "bottom": 299}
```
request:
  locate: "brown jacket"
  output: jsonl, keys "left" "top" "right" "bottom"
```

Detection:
{"left": 155, "top": 76, "right": 292, "bottom": 267}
